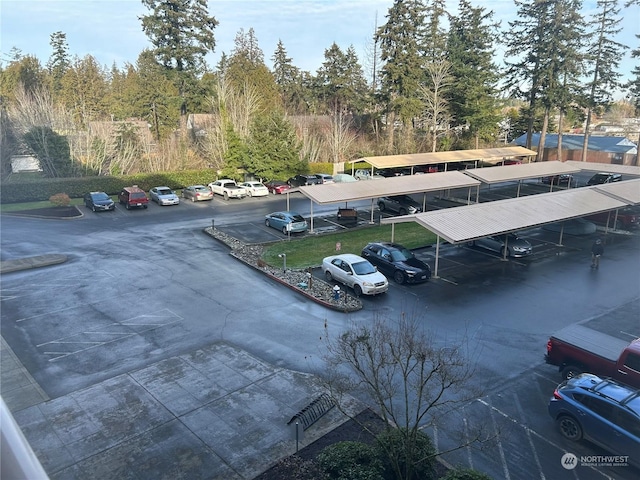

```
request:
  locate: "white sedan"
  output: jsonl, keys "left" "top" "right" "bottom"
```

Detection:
{"left": 322, "top": 253, "right": 389, "bottom": 296}
{"left": 239, "top": 181, "right": 269, "bottom": 197}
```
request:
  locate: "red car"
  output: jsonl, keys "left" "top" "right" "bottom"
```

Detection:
{"left": 264, "top": 180, "right": 291, "bottom": 194}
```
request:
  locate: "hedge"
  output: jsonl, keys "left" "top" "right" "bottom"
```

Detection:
{"left": 0, "top": 170, "right": 217, "bottom": 204}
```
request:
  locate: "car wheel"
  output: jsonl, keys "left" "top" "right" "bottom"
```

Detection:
{"left": 500, "top": 247, "right": 508, "bottom": 257}
{"left": 247, "top": 191, "right": 252, "bottom": 197}
{"left": 265, "top": 219, "right": 271, "bottom": 227}
{"left": 399, "top": 208, "right": 407, "bottom": 215}
{"left": 378, "top": 203, "right": 386, "bottom": 212}
{"left": 353, "top": 284, "right": 363, "bottom": 297}
{"left": 557, "top": 415, "right": 582, "bottom": 441}
{"left": 126, "top": 203, "right": 131, "bottom": 210}
{"left": 561, "top": 365, "right": 582, "bottom": 380}
{"left": 143, "top": 205, "right": 147, "bottom": 209}
{"left": 393, "top": 270, "right": 406, "bottom": 284}
{"left": 223, "top": 192, "right": 229, "bottom": 200}
{"left": 325, "top": 270, "right": 333, "bottom": 282}
{"left": 282, "top": 226, "right": 288, "bottom": 234}
{"left": 91, "top": 205, "right": 96, "bottom": 212}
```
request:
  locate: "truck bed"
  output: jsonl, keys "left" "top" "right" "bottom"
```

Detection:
{"left": 551, "top": 324, "right": 630, "bottom": 362}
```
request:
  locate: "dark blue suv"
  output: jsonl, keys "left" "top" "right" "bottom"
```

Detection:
{"left": 548, "top": 373, "right": 640, "bottom": 467}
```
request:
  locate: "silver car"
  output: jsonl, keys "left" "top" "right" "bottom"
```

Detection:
{"left": 471, "top": 233, "right": 532, "bottom": 258}
{"left": 149, "top": 186, "right": 180, "bottom": 205}
{"left": 182, "top": 185, "right": 214, "bottom": 202}
{"left": 322, "top": 253, "right": 389, "bottom": 296}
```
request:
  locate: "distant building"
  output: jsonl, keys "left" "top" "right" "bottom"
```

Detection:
{"left": 10, "top": 155, "right": 42, "bottom": 173}
{"left": 512, "top": 133, "right": 637, "bottom": 165}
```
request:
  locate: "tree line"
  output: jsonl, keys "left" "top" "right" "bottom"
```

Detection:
{"left": 1, "top": 0, "right": 638, "bottom": 180}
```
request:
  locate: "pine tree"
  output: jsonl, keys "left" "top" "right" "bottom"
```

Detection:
{"left": 140, "top": 0, "right": 218, "bottom": 116}
{"left": 580, "top": 0, "right": 627, "bottom": 161}
{"left": 46, "top": 31, "right": 71, "bottom": 102}
{"left": 447, "top": 0, "right": 501, "bottom": 149}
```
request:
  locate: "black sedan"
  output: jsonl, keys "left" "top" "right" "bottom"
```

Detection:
{"left": 84, "top": 192, "right": 115, "bottom": 212}
{"left": 361, "top": 242, "right": 431, "bottom": 284}
{"left": 287, "top": 174, "right": 322, "bottom": 187}
{"left": 378, "top": 195, "right": 422, "bottom": 215}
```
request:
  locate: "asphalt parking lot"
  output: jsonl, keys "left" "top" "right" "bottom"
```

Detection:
{"left": 2, "top": 181, "right": 639, "bottom": 479}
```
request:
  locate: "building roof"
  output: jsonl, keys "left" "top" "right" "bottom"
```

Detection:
{"left": 513, "top": 134, "right": 637, "bottom": 154}
{"left": 381, "top": 179, "right": 640, "bottom": 244}
{"left": 348, "top": 146, "right": 537, "bottom": 169}
{"left": 463, "top": 160, "right": 580, "bottom": 184}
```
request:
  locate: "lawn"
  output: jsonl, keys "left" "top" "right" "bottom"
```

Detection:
{"left": 262, "top": 223, "right": 438, "bottom": 269}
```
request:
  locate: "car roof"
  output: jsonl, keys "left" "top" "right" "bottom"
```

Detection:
{"left": 154, "top": 186, "right": 171, "bottom": 190}
{"left": 326, "top": 253, "right": 367, "bottom": 263}
{"left": 366, "top": 241, "right": 402, "bottom": 250}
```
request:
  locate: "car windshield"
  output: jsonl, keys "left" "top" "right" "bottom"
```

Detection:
{"left": 157, "top": 189, "right": 171, "bottom": 195}
{"left": 93, "top": 193, "right": 109, "bottom": 201}
{"left": 290, "top": 215, "right": 305, "bottom": 223}
{"left": 352, "top": 261, "right": 376, "bottom": 275}
{"left": 390, "top": 248, "right": 413, "bottom": 262}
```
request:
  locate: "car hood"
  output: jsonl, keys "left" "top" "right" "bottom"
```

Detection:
{"left": 95, "top": 199, "right": 113, "bottom": 205}
{"left": 397, "top": 257, "right": 430, "bottom": 271}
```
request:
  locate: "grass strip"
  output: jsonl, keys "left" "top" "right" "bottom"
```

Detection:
{"left": 262, "top": 223, "right": 438, "bottom": 269}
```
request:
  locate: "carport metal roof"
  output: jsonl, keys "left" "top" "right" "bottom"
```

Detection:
{"left": 564, "top": 160, "right": 640, "bottom": 176}
{"left": 462, "top": 160, "right": 580, "bottom": 184}
{"left": 297, "top": 170, "right": 481, "bottom": 204}
{"left": 348, "top": 146, "right": 537, "bottom": 169}
{"left": 592, "top": 177, "right": 640, "bottom": 204}
{"left": 381, "top": 184, "right": 635, "bottom": 244}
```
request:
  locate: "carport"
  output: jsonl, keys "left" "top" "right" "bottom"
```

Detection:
{"left": 348, "top": 146, "right": 538, "bottom": 175}
{"left": 297, "top": 171, "right": 482, "bottom": 232}
{"left": 381, "top": 179, "right": 640, "bottom": 278}
{"left": 462, "top": 160, "right": 582, "bottom": 197}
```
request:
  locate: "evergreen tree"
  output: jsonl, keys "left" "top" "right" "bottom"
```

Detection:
{"left": 447, "top": 0, "right": 500, "bottom": 148}
{"left": 315, "top": 43, "right": 368, "bottom": 116}
{"left": 59, "top": 55, "right": 109, "bottom": 127}
{"left": 271, "top": 40, "right": 307, "bottom": 114}
{"left": 140, "top": 0, "right": 218, "bottom": 116}
{"left": 377, "top": 0, "right": 428, "bottom": 152}
{"left": 46, "top": 31, "right": 71, "bottom": 102}
{"left": 580, "top": 0, "right": 627, "bottom": 161}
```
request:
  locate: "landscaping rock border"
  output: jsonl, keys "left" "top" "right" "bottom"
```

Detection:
{"left": 204, "top": 227, "right": 363, "bottom": 312}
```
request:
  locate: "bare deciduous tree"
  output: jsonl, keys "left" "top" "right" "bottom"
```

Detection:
{"left": 322, "top": 310, "right": 490, "bottom": 480}
{"left": 420, "top": 61, "right": 453, "bottom": 152}
{"left": 326, "top": 113, "right": 357, "bottom": 164}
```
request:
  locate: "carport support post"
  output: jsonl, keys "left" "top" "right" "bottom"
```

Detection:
{"left": 433, "top": 236, "right": 440, "bottom": 279}
{"left": 369, "top": 198, "right": 375, "bottom": 224}
{"left": 310, "top": 199, "right": 314, "bottom": 233}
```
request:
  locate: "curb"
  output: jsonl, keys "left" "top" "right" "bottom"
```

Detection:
{"left": 204, "top": 229, "right": 362, "bottom": 312}
{"left": 0, "top": 254, "right": 68, "bottom": 274}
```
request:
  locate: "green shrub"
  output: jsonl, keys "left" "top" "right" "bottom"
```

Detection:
{"left": 375, "top": 428, "right": 436, "bottom": 480}
{"left": 49, "top": 193, "right": 71, "bottom": 207}
{"left": 440, "top": 468, "right": 492, "bottom": 480}
{"left": 317, "top": 441, "right": 384, "bottom": 480}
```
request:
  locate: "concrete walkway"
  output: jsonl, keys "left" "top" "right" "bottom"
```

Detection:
{"left": 1, "top": 255, "right": 363, "bottom": 479}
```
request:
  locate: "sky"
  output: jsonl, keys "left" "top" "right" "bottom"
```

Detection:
{"left": 1, "top": 0, "right": 639, "bottom": 91}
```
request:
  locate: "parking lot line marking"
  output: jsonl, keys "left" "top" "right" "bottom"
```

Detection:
{"left": 463, "top": 415, "right": 474, "bottom": 469}
{"left": 477, "top": 398, "right": 612, "bottom": 478}
{"left": 486, "top": 397, "right": 511, "bottom": 480}
{"left": 513, "top": 393, "right": 545, "bottom": 480}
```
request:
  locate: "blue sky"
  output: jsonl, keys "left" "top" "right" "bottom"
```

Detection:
{"left": 1, "top": 0, "right": 638, "bottom": 89}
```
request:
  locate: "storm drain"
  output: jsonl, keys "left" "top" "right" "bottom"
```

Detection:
{"left": 287, "top": 393, "right": 336, "bottom": 430}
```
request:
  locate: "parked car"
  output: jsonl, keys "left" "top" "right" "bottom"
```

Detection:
{"left": 541, "top": 174, "right": 574, "bottom": 186}
{"left": 83, "top": 192, "right": 115, "bottom": 212}
{"left": 354, "top": 169, "right": 384, "bottom": 180}
{"left": 543, "top": 218, "right": 596, "bottom": 235}
{"left": 238, "top": 181, "right": 269, "bottom": 197}
{"left": 263, "top": 180, "right": 291, "bottom": 195}
{"left": 182, "top": 185, "right": 213, "bottom": 202}
{"left": 208, "top": 179, "right": 246, "bottom": 200}
{"left": 287, "top": 174, "right": 322, "bottom": 187}
{"left": 149, "top": 186, "right": 180, "bottom": 205}
{"left": 118, "top": 185, "right": 148, "bottom": 210}
{"left": 315, "top": 174, "right": 334, "bottom": 184}
{"left": 471, "top": 233, "right": 532, "bottom": 257}
{"left": 322, "top": 253, "right": 389, "bottom": 297}
{"left": 378, "top": 195, "right": 422, "bottom": 215}
{"left": 264, "top": 211, "right": 308, "bottom": 234}
{"left": 548, "top": 373, "right": 640, "bottom": 468}
{"left": 361, "top": 242, "right": 431, "bottom": 284}
{"left": 587, "top": 172, "right": 622, "bottom": 185}
{"left": 376, "top": 168, "right": 405, "bottom": 178}
{"left": 586, "top": 207, "right": 640, "bottom": 230}
{"left": 333, "top": 174, "right": 358, "bottom": 183}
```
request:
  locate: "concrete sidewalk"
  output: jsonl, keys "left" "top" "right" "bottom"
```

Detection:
{"left": 0, "top": 254, "right": 68, "bottom": 274}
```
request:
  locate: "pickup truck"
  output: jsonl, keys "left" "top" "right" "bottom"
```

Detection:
{"left": 545, "top": 323, "right": 640, "bottom": 388}
{"left": 207, "top": 179, "right": 246, "bottom": 200}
